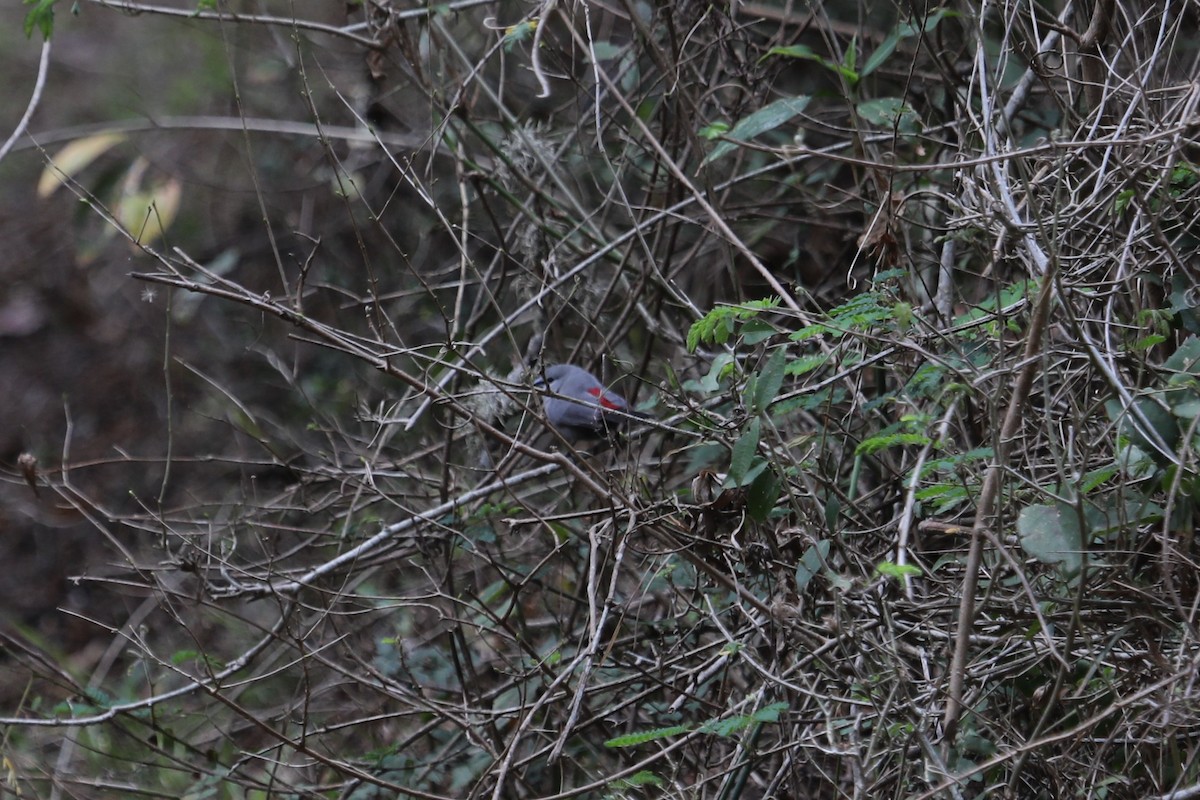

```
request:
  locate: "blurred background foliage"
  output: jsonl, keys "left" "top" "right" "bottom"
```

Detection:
{"left": 2, "top": 0, "right": 1200, "bottom": 797}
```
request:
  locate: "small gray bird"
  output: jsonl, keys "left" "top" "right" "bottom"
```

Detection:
{"left": 535, "top": 364, "right": 641, "bottom": 442}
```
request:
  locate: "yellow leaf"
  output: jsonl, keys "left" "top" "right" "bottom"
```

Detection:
{"left": 37, "top": 132, "right": 127, "bottom": 198}
{"left": 116, "top": 177, "right": 182, "bottom": 247}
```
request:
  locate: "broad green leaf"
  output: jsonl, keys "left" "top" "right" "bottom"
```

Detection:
{"left": 729, "top": 418, "right": 761, "bottom": 486}
{"left": 862, "top": 8, "right": 958, "bottom": 78}
{"left": 857, "top": 97, "right": 921, "bottom": 131}
{"left": 1078, "top": 465, "right": 1118, "bottom": 493}
{"left": 703, "top": 95, "right": 811, "bottom": 165}
{"left": 752, "top": 347, "right": 788, "bottom": 414}
{"left": 1164, "top": 335, "right": 1200, "bottom": 376}
{"left": 1106, "top": 396, "right": 1181, "bottom": 464}
{"left": 747, "top": 465, "right": 781, "bottom": 521}
{"left": 1114, "top": 189, "right": 1135, "bottom": 215}
{"left": 1173, "top": 399, "right": 1200, "bottom": 419}
{"left": 1115, "top": 443, "right": 1157, "bottom": 481}
{"left": 752, "top": 701, "right": 789, "bottom": 723}
{"left": 862, "top": 30, "right": 902, "bottom": 79}
{"left": 795, "top": 540, "right": 829, "bottom": 591}
{"left": 170, "top": 649, "right": 200, "bottom": 666}
{"left": 735, "top": 458, "right": 771, "bottom": 489}
{"left": 741, "top": 320, "right": 777, "bottom": 345}
{"left": 1084, "top": 498, "right": 1163, "bottom": 538}
{"left": 1017, "top": 503, "right": 1083, "bottom": 576}
{"left": 587, "top": 40, "right": 624, "bottom": 61}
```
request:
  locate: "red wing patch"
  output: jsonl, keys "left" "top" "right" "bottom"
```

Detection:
{"left": 587, "top": 386, "right": 622, "bottom": 410}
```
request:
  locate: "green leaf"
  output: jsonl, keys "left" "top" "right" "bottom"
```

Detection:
{"left": 784, "top": 352, "right": 830, "bottom": 378}
{"left": 741, "top": 319, "right": 777, "bottom": 345}
{"left": 1084, "top": 498, "right": 1163, "bottom": 538}
{"left": 703, "top": 96, "right": 811, "bottom": 165}
{"left": 605, "top": 724, "right": 691, "bottom": 748}
{"left": 735, "top": 458, "right": 771, "bottom": 488}
{"left": 1173, "top": 398, "right": 1200, "bottom": 418}
{"left": 636, "top": 97, "right": 657, "bottom": 121}
{"left": 1164, "top": 335, "right": 1200, "bottom": 376}
{"left": 612, "top": 771, "right": 664, "bottom": 787}
{"left": 874, "top": 561, "right": 922, "bottom": 579}
{"left": 170, "top": 649, "right": 200, "bottom": 666}
{"left": 1171, "top": 277, "right": 1200, "bottom": 334}
{"left": 752, "top": 701, "right": 789, "bottom": 723}
{"left": 608, "top": 701, "right": 788, "bottom": 750}
{"left": 1017, "top": 503, "right": 1083, "bottom": 576}
{"left": 795, "top": 540, "right": 829, "bottom": 591}
{"left": 588, "top": 40, "right": 624, "bottom": 61}
{"left": 620, "top": 51, "right": 641, "bottom": 93}
{"left": 857, "top": 97, "right": 922, "bottom": 131}
{"left": 701, "top": 715, "right": 754, "bottom": 737}
{"left": 1130, "top": 334, "right": 1167, "bottom": 351}
{"left": 953, "top": 278, "right": 1039, "bottom": 326}
{"left": 687, "top": 298, "right": 781, "bottom": 350}
{"left": 763, "top": 45, "right": 859, "bottom": 81}
{"left": 765, "top": 44, "right": 820, "bottom": 60}
{"left": 1114, "top": 189, "right": 1135, "bottom": 215}
{"left": 23, "top": 0, "right": 55, "bottom": 39}
{"left": 699, "top": 702, "right": 790, "bottom": 737}
{"left": 861, "top": 30, "right": 902, "bottom": 79}
{"left": 747, "top": 465, "right": 781, "bottom": 522}
{"left": 914, "top": 482, "right": 972, "bottom": 514}
{"left": 752, "top": 347, "right": 788, "bottom": 415}
{"left": 729, "top": 418, "right": 761, "bottom": 486}
{"left": 789, "top": 323, "right": 831, "bottom": 342}
{"left": 1078, "top": 465, "right": 1118, "bottom": 493}
{"left": 1116, "top": 443, "right": 1157, "bottom": 481}
{"left": 687, "top": 353, "right": 736, "bottom": 393}
{"left": 788, "top": 290, "right": 898, "bottom": 343}
{"left": 917, "top": 447, "right": 994, "bottom": 480}
{"left": 861, "top": 8, "right": 958, "bottom": 78}
{"left": 1106, "top": 396, "right": 1181, "bottom": 464}
{"left": 855, "top": 432, "right": 932, "bottom": 457}
{"left": 909, "top": 7, "right": 959, "bottom": 35}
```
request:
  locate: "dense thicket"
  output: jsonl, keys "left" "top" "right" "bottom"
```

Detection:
{"left": 3, "top": 1, "right": 1200, "bottom": 797}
